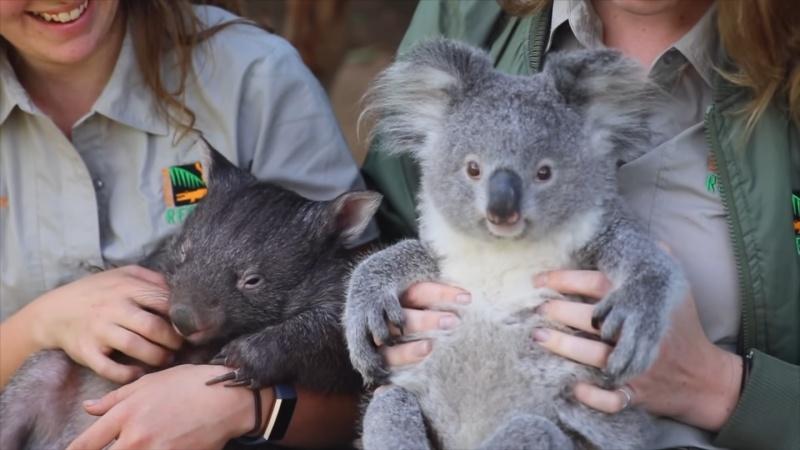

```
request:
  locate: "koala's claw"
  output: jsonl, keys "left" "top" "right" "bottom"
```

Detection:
{"left": 345, "top": 289, "right": 406, "bottom": 386}
{"left": 592, "top": 289, "right": 667, "bottom": 382}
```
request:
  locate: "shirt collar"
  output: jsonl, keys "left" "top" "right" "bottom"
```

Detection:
{"left": 547, "top": 0, "right": 604, "bottom": 51}
{"left": 545, "top": 0, "right": 719, "bottom": 88}
{"left": 670, "top": 3, "right": 718, "bottom": 87}
{"left": 0, "top": 26, "right": 169, "bottom": 135}
{"left": 0, "top": 48, "right": 36, "bottom": 126}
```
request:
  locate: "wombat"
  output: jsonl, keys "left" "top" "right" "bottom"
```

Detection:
{"left": 0, "top": 143, "right": 380, "bottom": 450}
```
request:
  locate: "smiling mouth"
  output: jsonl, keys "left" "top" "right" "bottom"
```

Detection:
{"left": 26, "top": 0, "right": 88, "bottom": 24}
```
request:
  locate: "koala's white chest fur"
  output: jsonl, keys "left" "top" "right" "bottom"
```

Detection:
{"left": 418, "top": 198, "right": 601, "bottom": 311}
{"left": 392, "top": 199, "right": 606, "bottom": 449}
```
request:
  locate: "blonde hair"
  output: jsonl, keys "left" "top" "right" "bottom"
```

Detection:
{"left": 496, "top": 0, "right": 800, "bottom": 129}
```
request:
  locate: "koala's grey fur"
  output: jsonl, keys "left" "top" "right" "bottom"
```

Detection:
{"left": 0, "top": 144, "right": 380, "bottom": 450}
{"left": 344, "top": 39, "right": 686, "bottom": 450}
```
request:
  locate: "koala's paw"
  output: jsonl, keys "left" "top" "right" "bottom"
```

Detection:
{"left": 343, "top": 285, "right": 405, "bottom": 386}
{"left": 208, "top": 335, "right": 283, "bottom": 389}
{"left": 592, "top": 274, "right": 680, "bottom": 381}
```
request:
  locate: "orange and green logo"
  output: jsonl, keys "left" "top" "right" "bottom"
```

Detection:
{"left": 163, "top": 162, "right": 207, "bottom": 225}
{"left": 163, "top": 162, "right": 207, "bottom": 208}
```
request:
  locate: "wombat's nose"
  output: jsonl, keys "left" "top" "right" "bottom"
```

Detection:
{"left": 170, "top": 306, "right": 198, "bottom": 337}
{"left": 487, "top": 169, "right": 522, "bottom": 225}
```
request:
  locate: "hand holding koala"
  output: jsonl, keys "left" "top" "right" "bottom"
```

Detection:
{"left": 344, "top": 39, "right": 686, "bottom": 449}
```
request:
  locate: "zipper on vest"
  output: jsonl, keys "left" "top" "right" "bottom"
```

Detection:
{"left": 527, "top": 5, "right": 552, "bottom": 73}
{"left": 704, "top": 104, "right": 755, "bottom": 353}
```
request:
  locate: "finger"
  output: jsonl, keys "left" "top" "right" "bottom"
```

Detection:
{"left": 384, "top": 309, "right": 460, "bottom": 338}
{"left": 400, "top": 282, "right": 470, "bottom": 309}
{"left": 120, "top": 265, "right": 168, "bottom": 289}
{"left": 82, "top": 381, "right": 138, "bottom": 416}
{"left": 83, "top": 347, "right": 144, "bottom": 384}
{"left": 538, "top": 300, "right": 599, "bottom": 335}
{"left": 533, "top": 270, "right": 612, "bottom": 300}
{"left": 116, "top": 304, "right": 183, "bottom": 351}
{"left": 574, "top": 382, "right": 638, "bottom": 414}
{"left": 66, "top": 411, "right": 123, "bottom": 450}
{"left": 103, "top": 325, "right": 173, "bottom": 367}
{"left": 128, "top": 285, "right": 171, "bottom": 316}
{"left": 381, "top": 340, "right": 432, "bottom": 368}
{"left": 533, "top": 328, "right": 612, "bottom": 369}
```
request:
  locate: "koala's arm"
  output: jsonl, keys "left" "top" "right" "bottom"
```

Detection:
{"left": 211, "top": 301, "right": 361, "bottom": 393}
{"left": 577, "top": 208, "right": 686, "bottom": 381}
{"left": 343, "top": 239, "right": 440, "bottom": 386}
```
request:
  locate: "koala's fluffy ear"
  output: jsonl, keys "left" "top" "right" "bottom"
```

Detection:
{"left": 543, "top": 50, "right": 661, "bottom": 163}
{"left": 201, "top": 136, "right": 256, "bottom": 192}
{"left": 329, "top": 191, "right": 382, "bottom": 247}
{"left": 363, "top": 38, "right": 492, "bottom": 159}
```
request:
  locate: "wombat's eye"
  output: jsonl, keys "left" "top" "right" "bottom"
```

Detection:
{"left": 240, "top": 273, "right": 264, "bottom": 290}
{"left": 466, "top": 160, "right": 481, "bottom": 179}
{"left": 535, "top": 165, "right": 552, "bottom": 182}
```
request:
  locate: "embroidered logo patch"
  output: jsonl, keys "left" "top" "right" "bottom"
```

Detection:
{"left": 0, "top": 196, "right": 7, "bottom": 209}
{"left": 792, "top": 192, "right": 800, "bottom": 255}
{"left": 162, "top": 162, "right": 207, "bottom": 225}
{"left": 706, "top": 156, "right": 718, "bottom": 193}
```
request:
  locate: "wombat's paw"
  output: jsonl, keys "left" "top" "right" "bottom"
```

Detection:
{"left": 208, "top": 335, "right": 283, "bottom": 389}
{"left": 343, "top": 287, "right": 405, "bottom": 386}
{"left": 592, "top": 282, "right": 674, "bottom": 381}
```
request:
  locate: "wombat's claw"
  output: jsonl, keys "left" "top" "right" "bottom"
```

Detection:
{"left": 209, "top": 355, "right": 227, "bottom": 365}
{"left": 224, "top": 378, "right": 257, "bottom": 389}
{"left": 205, "top": 369, "right": 239, "bottom": 386}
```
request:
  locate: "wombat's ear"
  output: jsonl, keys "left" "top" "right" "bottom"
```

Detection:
{"left": 201, "top": 137, "right": 256, "bottom": 191}
{"left": 363, "top": 38, "right": 492, "bottom": 160}
{"left": 329, "top": 191, "right": 382, "bottom": 247}
{"left": 543, "top": 50, "right": 661, "bottom": 163}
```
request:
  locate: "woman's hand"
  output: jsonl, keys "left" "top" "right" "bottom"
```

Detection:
{"left": 29, "top": 265, "right": 183, "bottom": 383}
{"left": 378, "top": 282, "right": 470, "bottom": 369}
{"left": 66, "top": 364, "right": 258, "bottom": 450}
{"left": 533, "top": 270, "right": 742, "bottom": 431}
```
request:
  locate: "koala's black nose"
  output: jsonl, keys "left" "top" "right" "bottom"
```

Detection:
{"left": 170, "top": 305, "right": 198, "bottom": 337}
{"left": 487, "top": 169, "right": 522, "bottom": 225}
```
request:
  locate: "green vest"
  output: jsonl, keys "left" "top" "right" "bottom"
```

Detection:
{"left": 361, "top": 2, "right": 799, "bottom": 448}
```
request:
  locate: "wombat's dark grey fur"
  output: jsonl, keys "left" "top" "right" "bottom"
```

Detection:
{"left": 0, "top": 144, "right": 379, "bottom": 450}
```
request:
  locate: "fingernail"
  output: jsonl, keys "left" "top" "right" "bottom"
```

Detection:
{"left": 454, "top": 293, "right": 471, "bottom": 304}
{"left": 534, "top": 273, "right": 550, "bottom": 288}
{"left": 532, "top": 328, "right": 550, "bottom": 342}
{"left": 438, "top": 315, "right": 460, "bottom": 330}
{"left": 83, "top": 399, "right": 98, "bottom": 408}
{"left": 414, "top": 340, "right": 432, "bottom": 357}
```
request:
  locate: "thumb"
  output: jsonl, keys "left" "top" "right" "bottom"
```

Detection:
{"left": 82, "top": 380, "right": 137, "bottom": 416}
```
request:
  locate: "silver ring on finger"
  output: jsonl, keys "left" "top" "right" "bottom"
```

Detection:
{"left": 616, "top": 385, "right": 634, "bottom": 411}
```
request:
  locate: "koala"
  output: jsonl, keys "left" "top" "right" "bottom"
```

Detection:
{"left": 0, "top": 143, "right": 380, "bottom": 450}
{"left": 343, "top": 39, "right": 686, "bottom": 450}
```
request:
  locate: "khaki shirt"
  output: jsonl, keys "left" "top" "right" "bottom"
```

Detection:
{"left": 550, "top": 2, "right": 736, "bottom": 449}
{"left": 0, "top": 6, "right": 372, "bottom": 319}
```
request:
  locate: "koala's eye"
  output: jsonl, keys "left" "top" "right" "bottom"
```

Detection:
{"left": 535, "top": 165, "right": 552, "bottom": 182}
{"left": 240, "top": 273, "right": 264, "bottom": 290}
{"left": 466, "top": 161, "right": 481, "bottom": 179}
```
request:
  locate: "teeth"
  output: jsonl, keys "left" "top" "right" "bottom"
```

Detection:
{"left": 32, "top": 0, "right": 88, "bottom": 24}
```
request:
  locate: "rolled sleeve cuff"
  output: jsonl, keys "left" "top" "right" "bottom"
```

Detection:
{"left": 714, "top": 349, "right": 800, "bottom": 450}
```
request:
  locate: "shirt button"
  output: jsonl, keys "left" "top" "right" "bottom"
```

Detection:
{"left": 93, "top": 178, "right": 104, "bottom": 189}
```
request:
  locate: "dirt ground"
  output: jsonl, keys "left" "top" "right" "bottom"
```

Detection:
{"left": 240, "top": 0, "right": 417, "bottom": 164}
